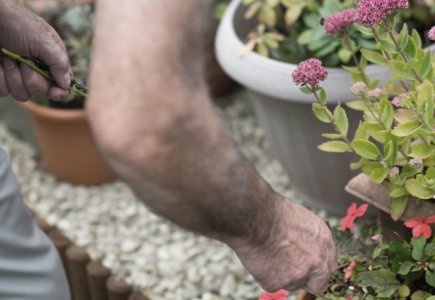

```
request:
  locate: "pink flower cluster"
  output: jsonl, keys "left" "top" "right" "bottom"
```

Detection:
{"left": 292, "top": 58, "right": 328, "bottom": 88}
{"left": 354, "top": 0, "right": 409, "bottom": 25}
{"left": 391, "top": 93, "right": 407, "bottom": 107}
{"left": 429, "top": 26, "right": 435, "bottom": 41}
{"left": 324, "top": 9, "right": 356, "bottom": 35}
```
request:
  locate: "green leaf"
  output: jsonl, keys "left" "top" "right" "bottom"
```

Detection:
{"left": 397, "top": 261, "right": 414, "bottom": 275}
{"left": 388, "top": 60, "right": 415, "bottom": 80}
{"left": 373, "top": 243, "right": 389, "bottom": 258}
{"left": 321, "top": 133, "right": 343, "bottom": 139}
{"left": 405, "top": 179, "right": 434, "bottom": 199}
{"left": 284, "top": 3, "right": 304, "bottom": 25}
{"left": 419, "top": 50, "right": 432, "bottom": 79}
{"left": 333, "top": 106, "right": 348, "bottom": 136}
{"left": 338, "top": 47, "right": 352, "bottom": 63}
{"left": 410, "top": 144, "right": 434, "bottom": 159}
{"left": 297, "top": 29, "right": 313, "bottom": 45}
{"left": 391, "top": 121, "right": 423, "bottom": 137}
{"left": 370, "top": 167, "right": 389, "bottom": 184}
{"left": 346, "top": 100, "right": 367, "bottom": 111}
{"left": 357, "top": 268, "right": 400, "bottom": 298}
{"left": 424, "top": 242, "right": 435, "bottom": 257}
{"left": 360, "top": 48, "right": 387, "bottom": 65}
{"left": 411, "top": 236, "right": 426, "bottom": 261}
{"left": 398, "top": 285, "right": 410, "bottom": 297}
{"left": 312, "top": 103, "right": 331, "bottom": 123}
{"left": 383, "top": 139, "right": 397, "bottom": 166}
{"left": 319, "top": 88, "right": 327, "bottom": 105}
{"left": 351, "top": 139, "right": 381, "bottom": 160}
{"left": 258, "top": 5, "right": 277, "bottom": 26}
{"left": 416, "top": 80, "right": 434, "bottom": 110}
{"left": 389, "top": 186, "right": 407, "bottom": 198}
{"left": 380, "top": 98, "right": 394, "bottom": 129}
{"left": 318, "top": 141, "right": 352, "bottom": 153}
{"left": 390, "top": 196, "right": 408, "bottom": 221}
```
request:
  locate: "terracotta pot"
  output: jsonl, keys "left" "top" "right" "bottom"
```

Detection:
{"left": 345, "top": 173, "right": 435, "bottom": 221}
{"left": 20, "top": 101, "right": 116, "bottom": 185}
{"left": 296, "top": 290, "right": 315, "bottom": 300}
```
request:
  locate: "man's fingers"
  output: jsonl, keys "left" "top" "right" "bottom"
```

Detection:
{"left": 48, "top": 86, "right": 69, "bottom": 102}
{"left": 2, "top": 58, "right": 29, "bottom": 101}
{"left": 38, "top": 42, "right": 71, "bottom": 90}
{"left": 20, "top": 64, "right": 49, "bottom": 100}
{"left": 0, "top": 66, "right": 9, "bottom": 97}
{"left": 303, "top": 265, "right": 331, "bottom": 295}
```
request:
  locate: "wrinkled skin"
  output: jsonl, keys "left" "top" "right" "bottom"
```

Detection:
{"left": 87, "top": 0, "right": 337, "bottom": 294}
{"left": 0, "top": 0, "right": 70, "bottom": 101}
{"left": 0, "top": 0, "right": 337, "bottom": 294}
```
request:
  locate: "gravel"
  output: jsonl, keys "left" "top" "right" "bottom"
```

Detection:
{"left": 0, "top": 90, "right": 331, "bottom": 300}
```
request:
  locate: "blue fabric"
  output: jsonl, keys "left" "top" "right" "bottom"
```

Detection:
{"left": 0, "top": 147, "right": 70, "bottom": 300}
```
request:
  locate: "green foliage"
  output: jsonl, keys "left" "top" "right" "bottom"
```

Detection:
{"left": 241, "top": 0, "right": 376, "bottom": 66}
{"left": 309, "top": 2, "right": 435, "bottom": 220}
{"left": 316, "top": 219, "right": 435, "bottom": 299}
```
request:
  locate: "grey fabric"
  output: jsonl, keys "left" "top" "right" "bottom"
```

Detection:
{"left": 0, "top": 147, "right": 70, "bottom": 300}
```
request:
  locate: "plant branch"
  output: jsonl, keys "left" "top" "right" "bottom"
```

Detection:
{"left": 343, "top": 33, "right": 369, "bottom": 86}
{"left": 383, "top": 19, "right": 423, "bottom": 84}
{"left": 369, "top": 26, "right": 409, "bottom": 91}
{"left": 0, "top": 48, "right": 88, "bottom": 98}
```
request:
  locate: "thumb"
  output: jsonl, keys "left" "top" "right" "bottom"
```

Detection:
{"left": 37, "top": 42, "right": 71, "bottom": 90}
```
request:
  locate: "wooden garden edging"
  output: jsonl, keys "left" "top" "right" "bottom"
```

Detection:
{"left": 35, "top": 215, "right": 150, "bottom": 300}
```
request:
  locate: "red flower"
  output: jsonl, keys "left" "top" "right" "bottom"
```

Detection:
{"left": 340, "top": 203, "right": 368, "bottom": 230}
{"left": 259, "top": 289, "right": 289, "bottom": 300}
{"left": 343, "top": 260, "right": 357, "bottom": 282}
{"left": 404, "top": 216, "right": 435, "bottom": 239}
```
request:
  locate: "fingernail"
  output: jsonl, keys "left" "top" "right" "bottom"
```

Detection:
{"left": 62, "top": 73, "right": 71, "bottom": 90}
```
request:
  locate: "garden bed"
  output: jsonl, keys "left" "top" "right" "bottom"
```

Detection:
{"left": 0, "top": 90, "right": 336, "bottom": 300}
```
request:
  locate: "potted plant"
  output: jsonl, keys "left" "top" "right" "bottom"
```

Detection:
{"left": 215, "top": 0, "right": 434, "bottom": 214}
{"left": 283, "top": 0, "right": 435, "bottom": 297}
{"left": 16, "top": 2, "right": 116, "bottom": 185}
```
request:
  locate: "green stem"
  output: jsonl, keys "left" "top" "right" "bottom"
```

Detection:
{"left": 383, "top": 19, "right": 423, "bottom": 84}
{"left": 312, "top": 88, "right": 352, "bottom": 146}
{"left": 343, "top": 33, "right": 369, "bottom": 86}
{"left": 0, "top": 48, "right": 88, "bottom": 98}
{"left": 369, "top": 26, "right": 409, "bottom": 91}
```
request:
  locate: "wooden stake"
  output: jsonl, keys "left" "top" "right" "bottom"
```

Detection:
{"left": 66, "top": 246, "right": 91, "bottom": 300}
{"left": 86, "top": 260, "right": 111, "bottom": 300}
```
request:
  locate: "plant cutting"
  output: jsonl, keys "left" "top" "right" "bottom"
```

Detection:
{"left": 15, "top": 3, "right": 116, "bottom": 185}
{"left": 292, "top": 0, "right": 435, "bottom": 220}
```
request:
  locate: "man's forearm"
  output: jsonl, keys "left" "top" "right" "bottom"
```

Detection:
{"left": 87, "top": 0, "right": 281, "bottom": 246}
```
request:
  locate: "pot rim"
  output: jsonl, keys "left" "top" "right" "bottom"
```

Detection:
{"left": 216, "top": 0, "right": 435, "bottom": 103}
{"left": 20, "top": 100, "right": 86, "bottom": 123}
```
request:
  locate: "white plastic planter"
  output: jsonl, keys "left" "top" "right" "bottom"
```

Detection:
{"left": 216, "top": 0, "right": 394, "bottom": 214}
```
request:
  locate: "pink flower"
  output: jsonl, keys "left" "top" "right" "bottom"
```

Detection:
{"left": 344, "top": 260, "right": 357, "bottom": 282}
{"left": 350, "top": 81, "right": 367, "bottom": 96}
{"left": 389, "top": 167, "right": 400, "bottom": 177}
{"left": 341, "top": 202, "right": 369, "bottom": 230}
{"left": 367, "top": 88, "right": 382, "bottom": 98}
{"left": 391, "top": 93, "right": 407, "bottom": 107}
{"left": 292, "top": 58, "right": 328, "bottom": 88}
{"left": 404, "top": 216, "right": 435, "bottom": 239}
{"left": 429, "top": 26, "right": 435, "bottom": 41}
{"left": 354, "top": 0, "right": 409, "bottom": 26}
{"left": 409, "top": 157, "right": 423, "bottom": 167}
{"left": 259, "top": 289, "right": 289, "bottom": 300}
{"left": 324, "top": 9, "right": 356, "bottom": 35}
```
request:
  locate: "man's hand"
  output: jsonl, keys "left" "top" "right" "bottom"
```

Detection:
{"left": 230, "top": 201, "right": 336, "bottom": 294}
{"left": 0, "top": 1, "right": 71, "bottom": 101}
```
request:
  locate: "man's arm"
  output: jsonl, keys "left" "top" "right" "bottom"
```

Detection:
{"left": 87, "top": 0, "right": 336, "bottom": 293}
